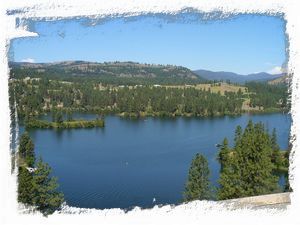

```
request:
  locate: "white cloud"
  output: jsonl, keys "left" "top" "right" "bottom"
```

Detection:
{"left": 267, "top": 66, "right": 286, "bottom": 75}
{"left": 21, "top": 58, "right": 35, "bottom": 63}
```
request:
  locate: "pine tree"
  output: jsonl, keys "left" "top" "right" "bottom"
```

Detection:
{"left": 218, "top": 138, "right": 230, "bottom": 172}
{"left": 31, "top": 158, "right": 64, "bottom": 216}
{"left": 25, "top": 139, "right": 35, "bottom": 167}
{"left": 19, "top": 132, "right": 30, "bottom": 159}
{"left": 19, "top": 132, "right": 35, "bottom": 167}
{"left": 18, "top": 166, "right": 34, "bottom": 205}
{"left": 241, "top": 122, "right": 278, "bottom": 196}
{"left": 234, "top": 125, "right": 242, "bottom": 146}
{"left": 184, "top": 153, "right": 211, "bottom": 201}
{"left": 18, "top": 133, "right": 64, "bottom": 216}
{"left": 218, "top": 120, "right": 279, "bottom": 200}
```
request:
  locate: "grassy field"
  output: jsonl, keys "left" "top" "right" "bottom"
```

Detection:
{"left": 164, "top": 82, "right": 247, "bottom": 95}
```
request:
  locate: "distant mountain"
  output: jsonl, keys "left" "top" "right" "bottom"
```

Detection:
{"left": 193, "top": 69, "right": 284, "bottom": 84}
{"left": 11, "top": 61, "right": 285, "bottom": 85}
{"left": 10, "top": 61, "right": 204, "bottom": 82}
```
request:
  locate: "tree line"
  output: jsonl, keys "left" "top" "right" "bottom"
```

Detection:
{"left": 245, "top": 82, "right": 289, "bottom": 110}
{"left": 183, "top": 120, "right": 290, "bottom": 202}
{"left": 11, "top": 78, "right": 253, "bottom": 119}
{"left": 9, "top": 76, "right": 289, "bottom": 121}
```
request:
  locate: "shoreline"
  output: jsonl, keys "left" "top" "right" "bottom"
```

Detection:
{"left": 21, "top": 108, "right": 288, "bottom": 121}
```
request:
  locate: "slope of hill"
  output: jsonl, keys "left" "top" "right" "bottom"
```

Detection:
{"left": 268, "top": 74, "right": 288, "bottom": 85}
{"left": 10, "top": 61, "right": 204, "bottom": 82}
{"left": 193, "top": 69, "right": 284, "bottom": 84}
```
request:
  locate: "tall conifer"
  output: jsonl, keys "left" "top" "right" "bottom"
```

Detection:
{"left": 31, "top": 158, "right": 64, "bottom": 216}
{"left": 184, "top": 153, "right": 211, "bottom": 201}
{"left": 218, "top": 120, "right": 279, "bottom": 200}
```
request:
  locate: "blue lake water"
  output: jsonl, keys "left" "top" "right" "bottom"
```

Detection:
{"left": 19, "top": 113, "right": 291, "bottom": 209}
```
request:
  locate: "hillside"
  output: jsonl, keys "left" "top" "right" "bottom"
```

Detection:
{"left": 268, "top": 74, "right": 288, "bottom": 85}
{"left": 193, "top": 69, "right": 284, "bottom": 84}
{"left": 9, "top": 61, "right": 205, "bottom": 84}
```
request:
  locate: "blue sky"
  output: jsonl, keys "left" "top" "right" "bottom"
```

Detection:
{"left": 10, "top": 14, "right": 286, "bottom": 75}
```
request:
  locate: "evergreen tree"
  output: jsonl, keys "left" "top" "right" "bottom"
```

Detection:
{"left": 234, "top": 125, "right": 242, "bottom": 145}
{"left": 18, "top": 132, "right": 64, "bottom": 216}
{"left": 184, "top": 153, "right": 211, "bottom": 201}
{"left": 25, "top": 139, "right": 35, "bottom": 167}
{"left": 19, "top": 132, "right": 30, "bottom": 159}
{"left": 31, "top": 158, "right": 64, "bottom": 216}
{"left": 19, "top": 132, "right": 35, "bottom": 167}
{"left": 218, "top": 138, "right": 230, "bottom": 172}
{"left": 18, "top": 166, "right": 34, "bottom": 205}
{"left": 218, "top": 120, "right": 279, "bottom": 200}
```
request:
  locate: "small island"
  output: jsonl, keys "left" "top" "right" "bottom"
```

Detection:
{"left": 25, "top": 118, "right": 105, "bottom": 129}
{"left": 24, "top": 109, "right": 105, "bottom": 129}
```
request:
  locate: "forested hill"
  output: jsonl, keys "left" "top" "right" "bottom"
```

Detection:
{"left": 268, "top": 74, "right": 289, "bottom": 85}
{"left": 193, "top": 69, "right": 284, "bottom": 84}
{"left": 9, "top": 61, "right": 206, "bottom": 85}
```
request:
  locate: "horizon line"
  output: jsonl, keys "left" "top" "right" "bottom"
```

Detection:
{"left": 10, "top": 60, "right": 284, "bottom": 76}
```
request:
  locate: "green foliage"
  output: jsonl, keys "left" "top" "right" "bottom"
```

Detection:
{"left": 271, "top": 128, "right": 284, "bottom": 170}
{"left": 31, "top": 158, "right": 64, "bottom": 216}
{"left": 24, "top": 140, "right": 35, "bottom": 167}
{"left": 19, "top": 132, "right": 30, "bottom": 158}
{"left": 245, "top": 82, "right": 289, "bottom": 110}
{"left": 234, "top": 125, "right": 242, "bottom": 145}
{"left": 284, "top": 173, "right": 292, "bottom": 192}
{"left": 55, "top": 111, "right": 63, "bottom": 123}
{"left": 66, "top": 110, "right": 73, "bottom": 121}
{"left": 184, "top": 153, "right": 211, "bottom": 201}
{"left": 25, "top": 119, "right": 105, "bottom": 129}
{"left": 218, "top": 138, "right": 230, "bottom": 172}
{"left": 17, "top": 133, "right": 64, "bottom": 216}
{"left": 12, "top": 78, "right": 245, "bottom": 118}
{"left": 19, "top": 132, "right": 35, "bottom": 167}
{"left": 18, "top": 166, "right": 34, "bottom": 204}
{"left": 217, "top": 120, "right": 280, "bottom": 200}
{"left": 10, "top": 65, "right": 288, "bottom": 119}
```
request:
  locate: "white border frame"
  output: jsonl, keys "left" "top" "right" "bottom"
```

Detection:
{"left": 0, "top": 1, "right": 299, "bottom": 225}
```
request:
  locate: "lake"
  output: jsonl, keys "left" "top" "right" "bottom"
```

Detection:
{"left": 18, "top": 113, "right": 291, "bottom": 209}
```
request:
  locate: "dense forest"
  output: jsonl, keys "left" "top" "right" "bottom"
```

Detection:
{"left": 245, "top": 82, "right": 289, "bottom": 110}
{"left": 9, "top": 77, "right": 288, "bottom": 120}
